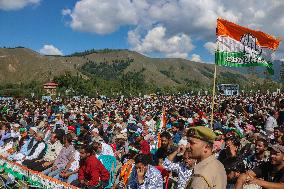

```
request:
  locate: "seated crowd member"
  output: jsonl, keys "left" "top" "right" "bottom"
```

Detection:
{"left": 163, "top": 147, "right": 196, "bottom": 188}
{"left": 25, "top": 132, "right": 63, "bottom": 172}
{"left": 92, "top": 138, "right": 114, "bottom": 157}
{"left": 243, "top": 138, "right": 269, "bottom": 170}
{"left": 43, "top": 133, "right": 75, "bottom": 177}
{"left": 7, "top": 128, "right": 30, "bottom": 160}
{"left": 71, "top": 145, "right": 110, "bottom": 188}
{"left": 115, "top": 144, "right": 140, "bottom": 188}
{"left": 22, "top": 131, "right": 46, "bottom": 165}
{"left": 0, "top": 123, "right": 11, "bottom": 147}
{"left": 154, "top": 131, "right": 177, "bottom": 165}
{"left": 127, "top": 154, "right": 163, "bottom": 189}
{"left": 1, "top": 91, "right": 284, "bottom": 189}
{"left": 54, "top": 143, "right": 81, "bottom": 184}
{"left": 235, "top": 144, "right": 284, "bottom": 189}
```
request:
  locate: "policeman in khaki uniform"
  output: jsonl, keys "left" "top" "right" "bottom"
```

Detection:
{"left": 185, "top": 126, "right": 227, "bottom": 189}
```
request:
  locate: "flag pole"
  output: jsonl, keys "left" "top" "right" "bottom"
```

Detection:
{"left": 210, "top": 19, "right": 219, "bottom": 128}
{"left": 210, "top": 33, "right": 219, "bottom": 128}
{"left": 210, "top": 64, "right": 217, "bottom": 128}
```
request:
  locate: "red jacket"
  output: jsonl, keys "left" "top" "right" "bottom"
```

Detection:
{"left": 78, "top": 155, "right": 110, "bottom": 186}
{"left": 155, "top": 165, "right": 169, "bottom": 180}
{"left": 140, "top": 140, "right": 150, "bottom": 155}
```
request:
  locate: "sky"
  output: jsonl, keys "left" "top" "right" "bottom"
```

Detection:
{"left": 1, "top": 0, "right": 284, "bottom": 63}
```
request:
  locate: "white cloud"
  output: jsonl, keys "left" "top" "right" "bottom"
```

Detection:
{"left": 61, "top": 8, "right": 71, "bottom": 16}
{"left": 146, "top": 0, "right": 238, "bottom": 39}
{"left": 39, "top": 45, "right": 63, "bottom": 56}
{"left": 128, "top": 26, "right": 194, "bottom": 59}
{"left": 63, "top": 0, "right": 141, "bottom": 34}
{"left": 204, "top": 42, "right": 216, "bottom": 55}
{"left": 63, "top": 0, "right": 284, "bottom": 39}
{"left": 0, "top": 0, "right": 40, "bottom": 11}
{"left": 191, "top": 54, "right": 202, "bottom": 62}
{"left": 64, "top": 0, "right": 284, "bottom": 58}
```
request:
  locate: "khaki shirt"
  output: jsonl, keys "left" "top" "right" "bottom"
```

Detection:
{"left": 186, "top": 155, "right": 227, "bottom": 189}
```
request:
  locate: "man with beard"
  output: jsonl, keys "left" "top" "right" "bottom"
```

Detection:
{"left": 243, "top": 138, "right": 269, "bottom": 170}
{"left": 185, "top": 126, "right": 227, "bottom": 189}
{"left": 25, "top": 132, "right": 62, "bottom": 171}
{"left": 171, "top": 121, "right": 183, "bottom": 145}
{"left": 154, "top": 131, "right": 176, "bottom": 165}
{"left": 235, "top": 144, "right": 284, "bottom": 189}
{"left": 113, "top": 133, "right": 128, "bottom": 160}
{"left": 22, "top": 131, "right": 47, "bottom": 165}
{"left": 93, "top": 139, "right": 114, "bottom": 157}
{"left": 271, "top": 127, "right": 284, "bottom": 145}
{"left": 78, "top": 124, "right": 92, "bottom": 144}
{"left": 71, "top": 145, "right": 109, "bottom": 188}
{"left": 223, "top": 157, "right": 246, "bottom": 189}
{"left": 218, "top": 136, "right": 241, "bottom": 164}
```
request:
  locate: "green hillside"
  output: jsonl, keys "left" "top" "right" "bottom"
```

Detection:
{"left": 0, "top": 47, "right": 279, "bottom": 97}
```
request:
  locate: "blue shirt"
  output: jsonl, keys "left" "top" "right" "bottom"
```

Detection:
{"left": 0, "top": 131, "right": 11, "bottom": 146}
{"left": 163, "top": 158, "right": 193, "bottom": 189}
{"left": 128, "top": 165, "right": 163, "bottom": 189}
{"left": 173, "top": 131, "right": 182, "bottom": 145}
{"left": 22, "top": 137, "right": 36, "bottom": 155}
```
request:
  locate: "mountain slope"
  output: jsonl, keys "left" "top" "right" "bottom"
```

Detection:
{"left": 233, "top": 60, "right": 283, "bottom": 82}
{"left": 77, "top": 49, "right": 253, "bottom": 87}
{"left": 0, "top": 47, "right": 264, "bottom": 87}
{"left": 0, "top": 47, "right": 84, "bottom": 84}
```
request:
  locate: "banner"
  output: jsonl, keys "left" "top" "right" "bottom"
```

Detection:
{"left": 0, "top": 157, "right": 78, "bottom": 189}
{"left": 216, "top": 18, "right": 280, "bottom": 74}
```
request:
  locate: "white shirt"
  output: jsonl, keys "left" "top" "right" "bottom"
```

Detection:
{"left": 0, "top": 141, "right": 13, "bottom": 157}
{"left": 146, "top": 119, "right": 156, "bottom": 131}
{"left": 69, "top": 150, "right": 80, "bottom": 171}
{"left": 163, "top": 158, "right": 193, "bottom": 189}
{"left": 265, "top": 116, "right": 277, "bottom": 132}
{"left": 11, "top": 131, "right": 21, "bottom": 140}
{"left": 98, "top": 142, "right": 114, "bottom": 156}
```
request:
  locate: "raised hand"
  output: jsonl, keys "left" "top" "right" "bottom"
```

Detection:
{"left": 137, "top": 166, "right": 147, "bottom": 184}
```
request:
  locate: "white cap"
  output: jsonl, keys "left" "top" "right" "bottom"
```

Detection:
{"left": 92, "top": 128, "right": 99, "bottom": 133}
{"left": 121, "top": 128, "right": 127, "bottom": 133}
{"left": 13, "top": 123, "right": 20, "bottom": 128}
{"left": 30, "top": 127, "right": 38, "bottom": 133}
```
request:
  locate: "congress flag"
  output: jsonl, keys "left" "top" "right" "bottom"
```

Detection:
{"left": 216, "top": 18, "right": 280, "bottom": 74}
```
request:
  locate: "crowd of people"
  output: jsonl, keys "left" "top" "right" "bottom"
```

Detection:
{"left": 0, "top": 92, "right": 283, "bottom": 189}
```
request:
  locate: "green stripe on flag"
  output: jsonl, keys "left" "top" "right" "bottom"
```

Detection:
{"left": 215, "top": 51, "right": 274, "bottom": 74}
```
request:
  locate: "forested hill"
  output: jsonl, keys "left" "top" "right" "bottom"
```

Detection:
{"left": 0, "top": 47, "right": 280, "bottom": 96}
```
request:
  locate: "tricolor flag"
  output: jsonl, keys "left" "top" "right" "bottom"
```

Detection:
{"left": 216, "top": 18, "right": 280, "bottom": 74}
{"left": 155, "top": 109, "right": 167, "bottom": 132}
{"left": 160, "top": 109, "right": 167, "bottom": 129}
